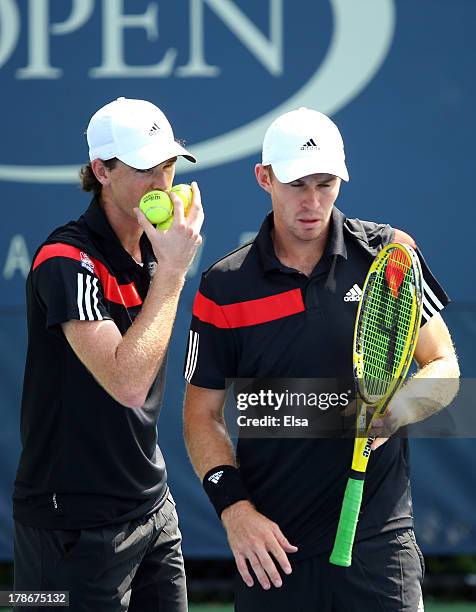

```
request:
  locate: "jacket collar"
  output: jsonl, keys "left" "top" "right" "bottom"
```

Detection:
{"left": 83, "top": 197, "right": 154, "bottom": 270}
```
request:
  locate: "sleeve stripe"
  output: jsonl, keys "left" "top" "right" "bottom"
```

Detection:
{"left": 423, "top": 295, "right": 438, "bottom": 318}
{"left": 185, "top": 331, "right": 199, "bottom": 382}
{"left": 84, "top": 275, "right": 94, "bottom": 320}
{"left": 77, "top": 273, "right": 85, "bottom": 320}
{"left": 92, "top": 278, "right": 103, "bottom": 320}
{"left": 423, "top": 279, "right": 444, "bottom": 311}
{"left": 190, "top": 332, "right": 199, "bottom": 381}
{"left": 422, "top": 302, "right": 433, "bottom": 321}
{"left": 421, "top": 279, "right": 445, "bottom": 324}
{"left": 185, "top": 331, "right": 194, "bottom": 381}
{"left": 34, "top": 243, "right": 142, "bottom": 308}
{"left": 184, "top": 331, "right": 193, "bottom": 382}
{"left": 185, "top": 330, "right": 199, "bottom": 382}
{"left": 77, "top": 273, "right": 103, "bottom": 321}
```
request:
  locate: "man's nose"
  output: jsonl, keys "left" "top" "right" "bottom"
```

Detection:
{"left": 303, "top": 187, "right": 320, "bottom": 207}
{"left": 149, "top": 168, "right": 170, "bottom": 190}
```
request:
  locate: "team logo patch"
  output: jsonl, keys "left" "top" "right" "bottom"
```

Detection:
{"left": 80, "top": 251, "right": 95, "bottom": 274}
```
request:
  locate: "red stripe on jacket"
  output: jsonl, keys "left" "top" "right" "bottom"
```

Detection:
{"left": 33, "top": 243, "right": 142, "bottom": 307}
{"left": 192, "top": 288, "right": 305, "bottom": 329}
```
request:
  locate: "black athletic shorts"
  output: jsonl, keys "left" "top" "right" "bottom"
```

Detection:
{"left": 235, "top": 528, "right": 425, "bottom": 612}
{"left": 13, "top": 492, "right": 187, "bottom": 612}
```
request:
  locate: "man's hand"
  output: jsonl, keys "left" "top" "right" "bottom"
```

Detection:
{"left": 135, "top": 181, "right": 204, "bottom": 275}
{"left": 369, "top": 398, "right": 408, "bottom": 450}
{"left": 221, "top": 500, "right": 298, "bottom": 590}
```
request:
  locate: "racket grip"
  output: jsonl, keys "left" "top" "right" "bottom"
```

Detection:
{"left": 329, "top": 477, "right": 365, "bottom": 567}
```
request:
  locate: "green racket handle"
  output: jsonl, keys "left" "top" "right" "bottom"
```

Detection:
{"left": 329, "top": 477, "right": 365, "bottom": 567}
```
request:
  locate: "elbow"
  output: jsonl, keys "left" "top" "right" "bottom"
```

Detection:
{"left": 122, "top": 390, "right": 149, "bottom": 409}
{"left": 453, "top": 359, "right": 461, "bottom": 380}
{"left": 446, "top": 353, "right": 461, "bottom": 380}
{"left": 443, "top": 355, "right": 461, "bottom": 403}
{"left": 122, "top": 396, "right": 147, "bottom": 410}
{"left": 109, "top": 385, "right": 149, "bottom": 410}
{"left": 427, "top": 353, "right": 460, "bottom": 379}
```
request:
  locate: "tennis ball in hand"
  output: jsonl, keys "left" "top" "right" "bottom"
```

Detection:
{"left": 170, "top": 184, "right": 193, "bottom": 216}
{"left": 155, "top": 184, "right": 193, "bottom": 231}
{"left": 139, "top": 190, "right": 173, "bottom": 225}
{"left": 156, "top": 216, "right": 174, "bottom": 231}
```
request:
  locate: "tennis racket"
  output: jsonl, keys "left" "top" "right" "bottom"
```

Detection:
{"left": 329, "top": 242, "right": 423, "bottom": 567}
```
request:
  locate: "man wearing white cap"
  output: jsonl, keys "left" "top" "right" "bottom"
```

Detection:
{"left": 13, "top": 98, "right": 203, "bottom": 611}
{"left": 182, "top": 108, "right": 458, "bottom": 610}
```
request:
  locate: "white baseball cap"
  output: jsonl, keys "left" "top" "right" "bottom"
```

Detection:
{"left": 87, "top": 97, "right": 196, "bottom": 169}
{"left": 262, "top": 107, "right": 349, "bottom": 183}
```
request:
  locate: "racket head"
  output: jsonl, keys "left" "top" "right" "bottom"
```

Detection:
{"left": 353, "top": 243, "right": 423, "bottom": 408}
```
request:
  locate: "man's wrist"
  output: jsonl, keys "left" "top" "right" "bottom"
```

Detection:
{"left": 221, "top": 499, "right": 254, "bottom": 525}
{"left": 202, "top": 465, "right": 250, "bottom": 519}
{"left": 151, "top": 266, "right": 186, "bottom": 288}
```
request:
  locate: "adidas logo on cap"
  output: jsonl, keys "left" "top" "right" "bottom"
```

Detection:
{"left": 149, "top": 122, "right": 161, "bottom": 136}
{"left": 344, "top": 284, "right": 362, "bottom": 302}
{"left": 208, "top": 470, "right": 224, "bottom": 485}
{"left": 301, "top": 138, "right": 319, "bottom": 151}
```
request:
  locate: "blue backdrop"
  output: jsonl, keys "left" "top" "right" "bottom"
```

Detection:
{"left": 1, "top": 0, "right": 475, "bottom": 559}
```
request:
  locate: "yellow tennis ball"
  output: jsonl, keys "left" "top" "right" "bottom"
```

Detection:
{"left": 139, "top": 190, "right": 173, "bottom": 225}
{"left": 170, "top": 184, "right": 192, "bottom": 216}
{"left": 145, "top": 184, "right": 193, "bottom": 231}
{"left": 156, "top": 216, "right": 174, "bottom": 231}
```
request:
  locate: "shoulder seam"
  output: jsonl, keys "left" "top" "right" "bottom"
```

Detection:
{"left": 202, "top": 240, "right": 254, "bottom": 275}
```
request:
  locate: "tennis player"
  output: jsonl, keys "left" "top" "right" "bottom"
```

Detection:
{"left": 183, "top": 108, "right": 459, "bottom": 611}
{"left": 13, "top": 97, "right": 203, "bottom": 611}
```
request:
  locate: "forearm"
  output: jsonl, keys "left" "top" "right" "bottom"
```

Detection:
{"left": 395, "top": 355, "right": 460, "bottom": 426}
{"left": 184, "top": 410, "right": 236, "bottom": 479}
{"left": 115, "top": 267, "right": 186, "bottom": 404}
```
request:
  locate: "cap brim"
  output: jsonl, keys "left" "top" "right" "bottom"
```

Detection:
{"left": 118, "top": 141, "right": 196, "bottom": 170}
{"left": 271, "top": 157, "right": 349, "bottom": 183}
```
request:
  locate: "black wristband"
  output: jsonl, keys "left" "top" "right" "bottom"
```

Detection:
{"left": 202, "top": 465, "right": 249, "bottom": 519}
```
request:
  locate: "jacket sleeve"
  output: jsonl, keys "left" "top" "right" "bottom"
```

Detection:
{"left": 183, "top": 273, "right": 237, "bottom": 390}
{"left": 416, "top": 246, "right": 450, "bottom": 325}
{"left": 392, "top": 228, "right": 450, "bottom": 325}
{"left": 31, "top": 243, "right": 112, "bottom": 328}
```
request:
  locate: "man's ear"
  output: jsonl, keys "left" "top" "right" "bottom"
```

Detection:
{"left": 91, "top": 159, "right": 111, "bottom": 186}
{"left": 255, "top": 164, "right": 273, "bottom": 194}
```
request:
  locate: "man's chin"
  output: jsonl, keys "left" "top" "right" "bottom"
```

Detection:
{"left": 295, "top": 228, "right": 323, "bottom": 241}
